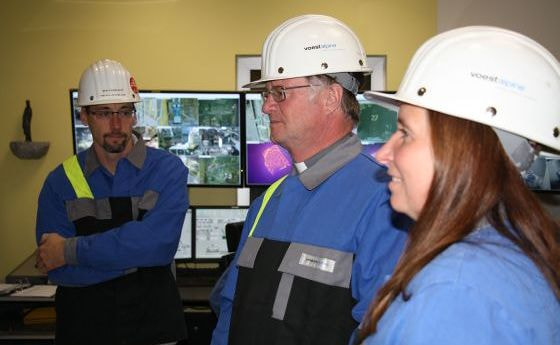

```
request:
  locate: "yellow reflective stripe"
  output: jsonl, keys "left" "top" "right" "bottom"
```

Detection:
{"left": 248, "top": 175, "right": 288, "bottom": 237}
{"left": 62, "top": 155, "right": 94, "bottom": 199}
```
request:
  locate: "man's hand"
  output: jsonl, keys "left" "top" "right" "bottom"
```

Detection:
{"left": 36, "top": 233, "right": 66, "bottom": 273}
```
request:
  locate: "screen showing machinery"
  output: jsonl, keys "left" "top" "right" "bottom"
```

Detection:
{"left": 521, "top": 156, "right": 560, "bottom": 191}
{"left": 70, "top": 90, "right": 242, "bottom": 187}
{"left": 194, "top": 207, "right": 249, "bottom": 260}
{"left": 174, "top": 208, "right": 193, "bottom": 260}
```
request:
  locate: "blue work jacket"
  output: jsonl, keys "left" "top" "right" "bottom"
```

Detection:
{"left": 36, "top": 138, "right": 189, "bottom": 286}
{"left": 212, "top": 134, "right": 408, "bottom": 345}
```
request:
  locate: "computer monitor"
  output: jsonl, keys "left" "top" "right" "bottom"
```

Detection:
{"left": 522, "top": 156, "right": 560, "bottom": 192}
{"left": 69, "top": 90, "right": 242, "bottom": 187}
{"left": 194, "top": 207, "right": 249, "bottom": 260}
{"left": 174, "top": 208, "right": 193, "bottom": 260}
{"left": 355, "top": 93, "right": 399, "bottom": 160}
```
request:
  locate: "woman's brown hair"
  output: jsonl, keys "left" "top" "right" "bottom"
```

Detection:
{"left": 359, "top": 111, "right": 560, "bottom": 340}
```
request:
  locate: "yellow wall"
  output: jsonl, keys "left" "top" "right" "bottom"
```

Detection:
{"left": 0, "top": 0, "right": 436, "bottom": 279}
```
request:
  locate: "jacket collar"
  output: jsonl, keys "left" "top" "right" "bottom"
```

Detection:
{"left": 296, "top": 133, "right": 362, "bottom": 190}
{"left": 84, "top": 133, "right": 146, "bottom": 176}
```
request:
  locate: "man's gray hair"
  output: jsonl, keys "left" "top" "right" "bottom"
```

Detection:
{"left": 307, "top": 74, "right": 361, "bottom": 124}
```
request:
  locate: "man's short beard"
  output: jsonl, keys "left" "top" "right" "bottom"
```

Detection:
{"left": 102, "top": 133, "right": 129, "bottom": 153}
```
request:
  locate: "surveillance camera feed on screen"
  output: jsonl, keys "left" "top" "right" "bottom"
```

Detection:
{"left": 521, "top": 156, "right": 560, "bottom": 191}
{"left": 195, "top": 207, "right": 249, "bottom": 259}
{"left": 244, "top": 93, "right": 399, "bottom": 185}
{"left": 71, "top": 91, "right": 241, "bottom": 186}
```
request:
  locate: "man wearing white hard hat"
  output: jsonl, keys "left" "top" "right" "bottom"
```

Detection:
{"left": 36, "top": 59, "right": 189, "bottom": 345}
{"left": 211, "top": 14, "right": 407, "bottom": 345}
{"left": 358, "top": 26, "right": 560, "bottom": 344}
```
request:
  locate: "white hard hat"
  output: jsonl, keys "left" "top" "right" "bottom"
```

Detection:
{"left": 77, "top": 59, "right": 141, "bottom": 106}
{"left": 244, "top": 14, "right": 372, "bottom": 91}
{"left": 365, "top": 26, "right": 560, "bottom": 153}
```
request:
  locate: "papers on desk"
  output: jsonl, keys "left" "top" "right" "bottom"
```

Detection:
{"left": 0, "top": 283, "right": 30, "bottom": 295}
{"left": 10, "top": 284, "right": 57, "bottom": 298}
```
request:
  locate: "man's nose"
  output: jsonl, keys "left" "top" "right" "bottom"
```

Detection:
{"left": 109, "top": 114, "right": 122, "bottom": 128}
{"left": 262, "top": 96, "right": 278, "bottom": 114}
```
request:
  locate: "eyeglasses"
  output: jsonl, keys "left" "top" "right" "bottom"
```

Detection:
{"left": 87, "top": 108, "right": 136, "bottom": 120}
{"left": 261, "top": 84, "right": 320, "bottom": 103}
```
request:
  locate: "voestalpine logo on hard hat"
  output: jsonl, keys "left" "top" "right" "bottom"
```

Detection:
{"left": 304, "top": 43, "right": 337, "bottom": 51}
{"left": 470, "top": 72, "right": 525, "bottom": 92}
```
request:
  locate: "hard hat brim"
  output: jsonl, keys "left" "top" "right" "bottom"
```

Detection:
{"left": 363, "top": 91, "right": 403, "bottom": 106}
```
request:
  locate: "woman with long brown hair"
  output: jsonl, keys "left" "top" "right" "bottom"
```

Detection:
{"left": 359, "top": 26, "right": 560, "bottom": 344}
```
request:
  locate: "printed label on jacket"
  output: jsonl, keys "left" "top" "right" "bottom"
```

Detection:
{"left": 298, "top": 252, "right": 336, "bottom": 273}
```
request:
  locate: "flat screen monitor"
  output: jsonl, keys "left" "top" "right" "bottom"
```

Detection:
{"left": 522, "top": 156, "right": 560, "bottom": 192}
{"left": 355, "top": 93, "right": 399, "bottom": 159}
{"left": 243, "top": 92, "right": 399, "bottom": 186}
{"left": 69, "top": 90, "right": 242, "bottom": 187}
{"left": 174, "top": 208, "right": 193, "bottom": 260}
{"left": 194, "top": 207, "right": 249, "bottom": 260}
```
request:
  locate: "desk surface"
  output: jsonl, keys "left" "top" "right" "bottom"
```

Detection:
{"left": 0, "top": 296, "right": 54, "bottom": 304}
{"left": 1, "top": 286, "right": 210, "bottom": 304}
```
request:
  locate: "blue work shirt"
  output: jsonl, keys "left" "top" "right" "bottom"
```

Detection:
{"left": 362, "top": 226, "right": 560, "bottom": 345}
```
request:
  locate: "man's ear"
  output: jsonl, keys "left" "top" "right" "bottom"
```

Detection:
{"left": 79, "top": 107, "right": 89, "bottom": 126}
{"left": 325, "top": 83, "right": 343, "bottom": 114}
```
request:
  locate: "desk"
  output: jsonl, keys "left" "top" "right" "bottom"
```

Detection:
{"left": 3, "top": 252, "right": 218, "bottom": 344}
